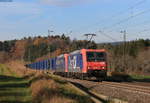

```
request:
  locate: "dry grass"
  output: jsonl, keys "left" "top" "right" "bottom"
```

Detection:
{"left": 4, "top": 61, "right": 93, "bottom": 103}
{"left": 31, "top": 75, "right": 75, "bottom": 103}
{"left": 30, "top": 73, "right": 94, "bottom": 103}
{"left": 6, "top": 60, "right": 36, "bottom": 77}
{"left": 31, "top": 79, "right": 57, "bottom": 97}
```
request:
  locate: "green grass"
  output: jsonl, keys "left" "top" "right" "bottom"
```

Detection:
{"left": 131, "top": 74, "right": 150, "bottom": 80}
{"left": 0, "top": 64, "right": 32, "bottom": 103}
{"left": 108, "top": 72, "right": 150, "bottom": 82}
{"left": 0, "top": 64, "right": 16, "bottom": 76}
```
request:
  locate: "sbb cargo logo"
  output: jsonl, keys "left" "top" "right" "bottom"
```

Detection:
{"left": 69, "top": 56, "right": 81, "bottom": 72}
{"left": 71, "top": 56, "right": 77, "bottom": 69}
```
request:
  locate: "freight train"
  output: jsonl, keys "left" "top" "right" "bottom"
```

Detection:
{"left": 26, "top": 49, "right": 107, "bottom": 80}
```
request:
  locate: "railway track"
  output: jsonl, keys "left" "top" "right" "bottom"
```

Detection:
{"left": 69, "top": 81, "right": 128, "bottom": 103}
{"left": 69, "top": 82, "right": 104, "bottom": 103}
{"left": 46, "top": 74, "right": 150, "bottom": 103}
{"left": 101, "top": 81, "right": 150, "bottom": 95}
{"left": 47, "top": 74, "right": 104, "bottom": 103}
{"left": 65, "top": 77, "right": 150, "bottom": 96}
{"left": 65, "top": 78, "right": 130, "bottom": 103}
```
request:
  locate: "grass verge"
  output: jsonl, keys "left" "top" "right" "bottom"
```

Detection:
{"left": 131, "top": 74, "right": 150, "bottom": 79}
{"left": 107, "top": 72, "right": 150, "bottom": 82}
{"left": 31, "top": 73, "right": 94, "bottom": 103}
{"left": 0, "top": 63, "right": 96, "bottom": 103}
{"left": 0, "top": 64, "right": 32, "bottom": 103}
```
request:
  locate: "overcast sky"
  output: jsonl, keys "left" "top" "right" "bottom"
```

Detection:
{"left": 0, "top": 0, "right": 150, "bottom": 42}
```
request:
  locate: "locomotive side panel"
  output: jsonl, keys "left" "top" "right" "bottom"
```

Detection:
{"left": 68, "top": 53, "right": 83, "bottom": 73}
{"left": 56, "top": 56, "right": 65, "bottom": 72}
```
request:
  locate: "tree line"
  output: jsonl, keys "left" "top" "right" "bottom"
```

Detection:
{"left": 23, "top": 34, "right": 97, "bottom": 62}
{"left": 97, "top": 39, "right": 150, "bottom": 75}
{"left": 0, "top": 34, "right": 150, "bottom": 75}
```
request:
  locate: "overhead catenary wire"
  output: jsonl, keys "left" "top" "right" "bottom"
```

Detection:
{"left": 69, "top": 0, "right": 149, "bottom": 43}
{"left": 109, "top": 0, "right": 147, "bottom": 18}
{"left": 96, "top": 30, "right": 118, "bottom": 42}
{"left": 95, "top": 0, "right": 150, "bottom": 39}
{"left": 74, "top": 0, "right": 148, "bottom": 42}
{"left": 93, "top": 7, "right": 150, "bottom": 42}
{"left": 72, "top": 0, "right": 147, "bottom": 34}
{"left": 138, "top": 28, "right": 150, "bottom": 33}
{"left": 129, "top": 24, "right": 150, "bottom": 36}
{"left": 108, "top": 19, "right": 150, "bottom": 34}
{"left": 102, "top": 8, "right": 150, "bottom": 31}
{"left": 94, "top": 9, "right": 150, "bottom": 41}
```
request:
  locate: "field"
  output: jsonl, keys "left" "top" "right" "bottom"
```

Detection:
{"left": 0, "top": 64, "right": 32, "bottom": 103}
{"left": 0, "top": 63, "right": 94, "bottom": 103}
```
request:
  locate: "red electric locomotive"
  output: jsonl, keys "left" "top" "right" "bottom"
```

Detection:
{"left": 67, "top": 49, "right": 107, "bottom": 80}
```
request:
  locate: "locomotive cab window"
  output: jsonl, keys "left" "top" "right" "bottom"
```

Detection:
{"left": 86, "top": 52, "right": 106, "bottom": 62}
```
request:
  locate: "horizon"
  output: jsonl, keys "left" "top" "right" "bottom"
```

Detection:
{"left": 0, "top": 34, "right": 149, "bottom": 44}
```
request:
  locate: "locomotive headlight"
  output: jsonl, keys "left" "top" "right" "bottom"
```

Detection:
{"left": 102, "top": 66, "right": 105, "bottom": 69}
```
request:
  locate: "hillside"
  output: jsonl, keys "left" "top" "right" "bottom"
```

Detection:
{"left": 0, "top": 35, "right": 150, "bottom": 75}
{"left": 0, "top": 35, "right": 97, "bottom": 63}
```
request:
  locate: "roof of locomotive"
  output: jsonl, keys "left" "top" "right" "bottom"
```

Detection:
{"left": 83, "top": 49, "right": 106, "bottom": 52}
{"left": 57, "top": 53, "right": 68, "bottom": 58}
{"left": 69, "top": 49, "right": 106, "bottom": 55}
{"left": 70, "top": 50, "right": 80, "bottom": 55}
